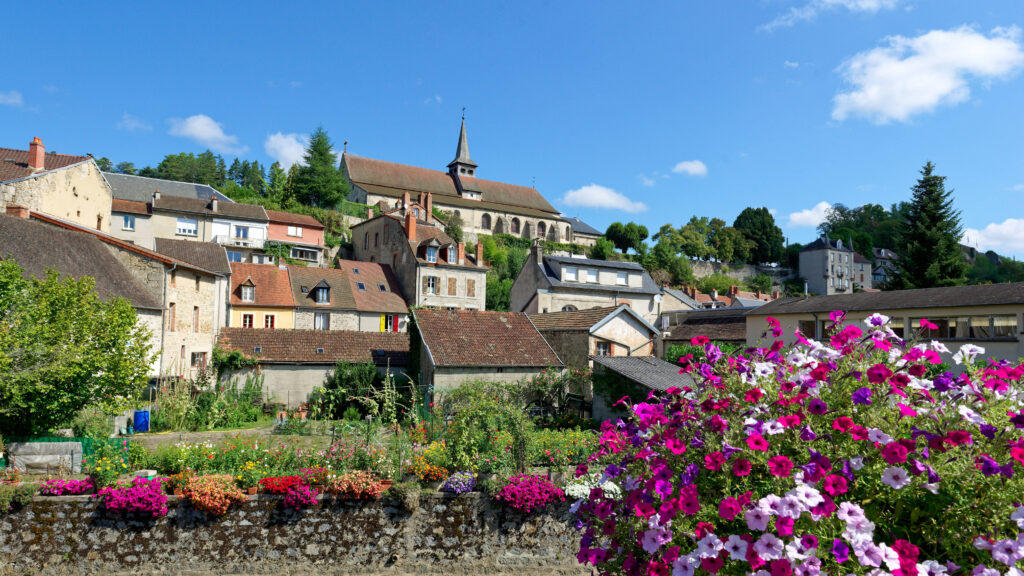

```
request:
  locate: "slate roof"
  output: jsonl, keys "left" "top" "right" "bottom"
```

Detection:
{"left": 541, "top": 256, "right": 660, "bottom": 295}
{"left": 801, "top": 236, "right": 854, "bottom": 252}
{"left": 591, "top": 356, "right": 696, "bottom": 392}
{"left": 287, "top": 266, "right": 356, "bottom": 311}
{"left": 0, "top": 213, "right": 161, "bottom": 310}
{"left": 218, "top": 328, "right": 408, "bottom": 366}
{"left": 111, "top": 199, "right": 150, "bottom": 216}
{"left": 336, "top": 260, "right": 408, "bottom": 314}
{"left": 265, "top": 209, "right": 324, "bottom": 229}
{"left": 0, "top": 146, "right": 91, "bottom": 182}
{"left": 154, "top": 238, "right": 231, "bottom": 275}
{"left": 854, "top": 252, "right": 872, "bottom": 264}
{"left": 414, "top": 309, "right": 563, "bottom": 368}
{"left": 666, "top": 320, "right": 747, "bottom": 343}
{"left": 103, "top": 172, "right": 232, "bottom": 203}
{"left": 153, "top": 196, "right": 268, "bottom": 221}
{"left": 230, "top": 263, "right": 295, "bottom": 307}
{"left": 562, "top": 216, "right": 602, "bottom": 237}
{"left": 344, "top": 154, "right": 560, "bottom": 217}
{"left": 753, "top": 282, "right": 1024, "bottom": 316}
{"left": 662, "top": 287, "right": 701, "bottom": 309}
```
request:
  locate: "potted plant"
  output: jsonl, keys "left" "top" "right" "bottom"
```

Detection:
{"left": 183, "top": 474, "right": 246, "bottom": 516}
{"left": 237, "top": 461, "right": 266, "bottom": 495}
{"left": 167, "top": 470, "right": 195, "bottom": 496}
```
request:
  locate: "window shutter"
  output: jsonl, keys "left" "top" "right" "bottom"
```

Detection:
{"left": 422, "top": 276, "right": 429, "bottom": 294}
{"left": 393, "top": 315, "right": 399, "bottom": 333}
{"left": 467, "top": 279, "right": 475, "bottom": 297}
{"left": 380, "top": 315, "right": 386, "bottom": 332}
{"left": 448, "top": 277, "right": 456, "bottom": 296}
{"left": 609, "top": 343, "right": 615, "bottom": 355}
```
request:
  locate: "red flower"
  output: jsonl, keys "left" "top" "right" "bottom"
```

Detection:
{"left": 881, "top": 442, "right": 909, "bottom": 464}
{"left": 732, "top": 459, "right": 752, "bottom": 477}
{"left": 832, "top": 417, "right": 855, "bottom": 432}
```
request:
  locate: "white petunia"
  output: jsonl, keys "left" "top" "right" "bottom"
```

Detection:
{"left": 930, "top": 340, "right": 950, "bottom": 354}
{"left": 1012, "top": 505, "right": 1024, "bottom": 529}
{"left": 867, "top": 429, "right": 893, "bottom": 444}
{"left": 723, "top": 534, "right": 748, "bottom": 561}
{"left": 864, "top": 313, "right": 890, "bottom": 327}
{"left": 695, "top": 534, "right": 723, "bottom": 559}
{"left": 952, "top": 343, "right": 985, "bottom": 365}
{"left": 753, "top": 533, "right": 784, "bottom": 561}
{"left": 881, "top": 467, "right": 911, "bottom": 490}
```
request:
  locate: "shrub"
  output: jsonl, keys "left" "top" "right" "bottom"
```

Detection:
{"left": 96, "top": 477, "right": 169, "bottom": 517}
{"left": 408, "top": 441, "right": 449, "bottom": 482}
{"left": 183, "top": 474, "right": 245, "bottom": 516}
{"left": 71, "top": 408, "right": 113, "bottom": 439}
{"left": 496, "top": 474, "right": 564, "bottom": 513}
{"left": 237, "top": 460, "right": 269, "bottom": 489}
{"left": 574, "top": 312, "right": 1024, "bottom": 574}
{"left": 39, "top": 478, "right": 95, "bottom": 496}
{"left": 440, "top": 471, "right": 475, "bottom": 495}
{"left": 386, "top": 480, "right": 421, "bottom": 511}
{"left": 88, "top": 455, "right": 127, "bottom": 488}
{"left": 0, "top": 484, "right": 34, "bottom": 513}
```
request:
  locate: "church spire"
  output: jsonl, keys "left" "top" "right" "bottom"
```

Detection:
{"left": 447, "top": 112, "right": 477, "bottom": 176}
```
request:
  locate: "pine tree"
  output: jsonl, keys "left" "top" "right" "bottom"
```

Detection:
{"left": 215, "top": 156, "right": 227, "bottom": 186}
{"left": 227, "top": 158, "right": 243, "bottom": 184}
{"left": 267, "top": 162, "right": 288, "bottom": 201}
{"left": 292, "top": 126, "right": 349, "bottom": 208}
{"left": 892, "top": 162, "right": 968, "bottom": 289}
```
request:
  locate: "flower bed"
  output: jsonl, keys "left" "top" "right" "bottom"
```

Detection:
{"left": 259, "top": 475, "right": 305, "bottom": 494}
{"left": 440, "top": 471, "right": 475, "bottom": 495}
{"left": 325, "top": 471, "right": 387, "bottom": 499}
{"left": 496, "top": 474, "right": 564, "bottom": 513}
{"left": 183, "top": 474, "right": 246, "bottom": 516}
{"left": 96, "top": 477, "right": 169, "bottom": 517}
{"left": 574, "top": 312, "right": 1024, "bottom": 575}
{"left": 282, "top": 483, "right": 319, "bottom": 509}
{"left": 39, "top": 478, "right": 94, "bottom": 496}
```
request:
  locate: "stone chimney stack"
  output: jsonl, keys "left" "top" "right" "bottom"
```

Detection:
{"left": 5, "top": 205, "right": 29, "bottom": 219}
{"left": 476, "top": 242, "right": 484, "bottom": 266}
{"left": 424, "top": 191, "right": 433, "bottom": 223}
{"left": 28, "top": 137, "right": 45, "bottom": 172}
{"left": 533, "top": 240, "right": 544, "bottom": 265}
{"left": 457, "top": 241, "right": 465, "bottom": 265}
{"left": 367, "top": 206, "right": 374, "bottom": 218}
{"left": 771, "top": 290, "right": 780, "bottom": 300}
{"left": 405, "top": 212, "right": 416, "bottom": 242}
{"left": 729, "top": 285, "right": 738, "bottom": 296}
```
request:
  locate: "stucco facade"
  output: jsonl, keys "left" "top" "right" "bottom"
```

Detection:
{"left": 224, "top": 364, "right": 406, "bottom": 408}
{"left": 230, "top": 306, "right": 296, "bottom": 330}
{"left": 110, "top": 210, "right": 155, "bottom": 249}
{"left": 1, "top": 160, "right": 111, "bottom": 233}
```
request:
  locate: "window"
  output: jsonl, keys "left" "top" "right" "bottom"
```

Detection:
{"left": 448, "top": 277, "right": 457, "bottom": 296}
{"left": 291, "top": 247, "right": 318, "bottom": 261}
{"left": 287, "top": 225, "right": 303, "bottom": 237}
{"left": 511, "top": 218, "right": 521, "bottom": 234}
{"left": 122, "top": 214, "right": 135, "bottom": 231}
{"left": 467, "top": 278, "right": 475, "bottom": 297}
{"left": 253, "top": 253, "right": 273, "bottom": 265}
{"left": 195, "top": 275, "right": 200, "bottom": 292}
{"left": 264, "top": 314, "right": 275, "bottom": 329}
{"left": 242, "top": 314, "right": 254, "bottom": 328}
{"left": 798, "top": 320, "right": 816, "bottom": 338}
{"left": 596, "top": 342, "right": 611, "bottom": 356}
{"left": 447, "top": 246, "right": 456, "bottom": 262}
{"left": 356, "top": 282, "right": 366, "bottom": 291}
{"left": 426, "top": 276, "right": 438, "bottom": 294}
{"left": 226, "top": 251, "right": 243, "bottom": 263}
{"left": 234, "top": 226, "right": 249, "bottom": 239}
{"left": 392, "top": 253, "right": 398, "bottom": 268}
{"left": 314, "top": 312, "right": 330, "bottom": 330}
{"left": 352, "top": 268, "right": 360, "bottom": 275}
{"left": 315, "top": 287, "right": 330, "bottom": 303}
{"left": 830, "top": 253, "right": 834, "bottom": 262}
{"left": 364, "top": 232, "right": 369, "bottom": 249}
{"left": 426, "top": 247, "right": 438, "bottom": 263}
{"left": 176, "top": 217, "right": 198, "bottom": 236}
{"left": 374, "top": 233, "right": 379, "bottom": 247}
{"left": 481, "top": 214, "right": 491, "bottom": 230}
{"left": 413, "top": 208, "right": 420, "bottom": 218}
{"left": 193, "top": 306, "right": 199, "bottom": 332}
{"left": 241, "top": 285, "right": 255, "bottom": 302}
{"left": 168, "top": 303, "right": 176, "bottom": 331}
{"left": 191, "top": 352, "right": 207, "bottom": 370}
{"left": 562, "top": 305, "right": 578, "bottom": 312}
{"left": 993, "top": 315, "right": 1017, "bottom": 338}
{"left": 564, "top": 266, "right": 578, "bottom": 282}
{"left": 378, "top": 283, "right": 387, "bottom": 292}
{"left": 381, "top": 314, "right": 398, "bottom": 333}
{"left": 616, "top": 272, "right": 627, "bottom": 286}
{"left": 586, "top": 269, "right": 597, "bottom": 283}
{"left": 537, "top": 221, "right": 546, "bottom": 238}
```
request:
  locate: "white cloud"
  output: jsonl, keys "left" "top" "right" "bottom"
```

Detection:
{"left": 168, "top": 114, "right": 248, "bottom": 154}
{"left": 963, "top": 219, "right": 1024, "bottom": 254}
{"left": 423, "top": 94, "right": 442, "bottom": 105}
{"left": 672, "top": 160, "right": 708, "bottom": 177}
{"left": 638, "top": 174, "right": 656, "bottom": 187}
{"left": 563, "top": 184, "right": 647, "bottom": 213}
{"left": 784, "top": 60, "right": 801, "bottom": 69}
{"left": 833, "top": 26, "right": 1024, "bottom": 124}
{"left": 117, "top": 112, "right": 151, "bottom": 132}
{"left": 787, "top": 201, "right": 832, "bottom": 227}
{"left": 0, "top": 90, "right": 23, "bottom": 106}
{"left": 1009, "top": 184, "right": 1024, "bottom": 191}
{"left": 762, "top": 0, "right": 900, "bottom": 31}
{"left": 264, "top": 132, "right": 307, "bottom": 169}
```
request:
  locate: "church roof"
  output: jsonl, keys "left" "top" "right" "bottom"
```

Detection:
{"left": 447, "top": 119, "right": 477, "bottom": 169}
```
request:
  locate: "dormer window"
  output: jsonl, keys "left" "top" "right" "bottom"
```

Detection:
{"left": 241, "top": 285, "right": 255, "bottom": 303}
{"left": 426, "top": 247, "right": 438, "bottom": 263}
{"left": 315, "top": 287, "right": 329, "bottom": 304}
{"left": 447, "top": 246, "right": 456, "bottom": 263}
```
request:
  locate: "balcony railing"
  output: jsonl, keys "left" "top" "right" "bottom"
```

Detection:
{"left": 213, "top": 235, "right": 265, "bottom": 249}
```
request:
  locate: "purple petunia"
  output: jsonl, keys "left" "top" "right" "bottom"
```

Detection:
{"left": 832, "top": 539, "right": 850, "bottom": 563}
{"left": 852, "top": 387, "right": 873, "bottom": 405}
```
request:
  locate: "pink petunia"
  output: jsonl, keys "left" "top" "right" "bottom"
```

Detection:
{"left": 747, "top": 434, "right": 770, "bottom": 451}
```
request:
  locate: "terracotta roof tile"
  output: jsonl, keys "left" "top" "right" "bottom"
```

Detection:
{"left": 0, "top": 146, "right": 90, "bottom": 182}
{"left": 414, "top": 309, "right": 562, "bottom": 367}
{"left": 529, "top": 306, "right": 621, "bottom": 331}
{"left": 265, "top": 209, "right": 325, "bottom": 229}
{"left": 336, "top": 260, "right": 408, "bottom": 314}
{"left": 154, "top": 238, "right": 231, "bottom": 275}
{"left": 111, "top": 199, "right": 150, "bottom": 216}
{"left": 286, "top": 266, "right": 356, "bottom": 311}
{"left": 230, "top": 263, "right": 295, "bottom": 307}
{"left": 218, "top": 328, "right": 408, "bottom": 365}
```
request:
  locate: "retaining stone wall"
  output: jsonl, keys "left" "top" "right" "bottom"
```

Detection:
{"left": 0, "top": 492, "right": 586, "bottom": 575}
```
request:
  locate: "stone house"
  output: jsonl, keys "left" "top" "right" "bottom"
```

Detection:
{"left": 350, "top": 196, "right": 487, "bottom": 310}
{"left": 746, "top": 283, "right": 1024, "bottom": 364}
{"left": 853, "top": 252, "right": 873, "bottom": 291}
{"left": 229, "top": 263, "right": 296, "bottom": 329}
{"left": 149, "top": 194, "right": 271, "bottom": 264}
{"left": 413, "top": 309, "right": 563, "bottom": 399}
{"left": 26, "top": 210, "right": 224, "bottom": 379}
{"left": 510, "top": 244, "right": 662, "bottom": 323}
{"left": 1, "top": 138, "right": 112, "bottom": 233}
{"left": 287, "top": 260, "right": 408, "bottom": 332}
{"left": 343, "top": 119, "right": 571, "bottom": 243}
{"left": 799, "top": 235, "right": 867, "bottom": 295}
{"left": 110, "top": 199, "right": 154, "bottom": 248}
{"left": 529, "top": 305, "right": 660, "bottom": 370}
{"left": 217, "top": 328, "right": 408, "bottom": 408}
{"left": 265, "top": 209, "right": 327, "bottom": 267}
{"left": 662, "top": 285, "right": 778, "bottom": 313}
{"left": 872, "top": 247, "right": 898, "bottom": 287}
{"left": 153, "top": 238, "right": 231, "bottom": 330}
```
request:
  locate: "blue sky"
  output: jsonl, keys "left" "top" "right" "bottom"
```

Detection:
{"left": 2, "top": 1, "right": 1023, "bottom": 256}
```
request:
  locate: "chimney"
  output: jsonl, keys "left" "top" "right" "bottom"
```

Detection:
{"left": 424, "top": 191, "right": 433, "bottom": 223}
{"left": 367, "top": 206, "right": 374, "bottom": 218}
{"left": 405, "top": 211, "right": 416, "bottom": 242}
{"left": 28, "top": 137, "right": 45, "bottom": 172}
{"left": 755, "top": 289, "right": 762, "bottom": 299}
{"left": 533, "top": 239, "right": 544, "bottom": 265}
{"left": 153, "top": 189, "right": 161, "bottom": 201}
{"left": 402, "top": 191, "right": 410, "bottom": 210}
{"left": 729, "top": 285, "right": 738, "bottom": 296}
{"left": 711, "top": 289, "right": 718, "bottom": 300}
{"left": 771, "top": 290, "right": 780, "bottom": 300}
{"left": 5, "top": 205, "right": 29, "bottom": 219}
{"left": 476, "top": 241, "right": 484, "bottom": 266}
{"left": 457, "top": 241, "right": 465, "bottom": 265}
{"left": 210, "top": 197, "right": 219, "bottom": 212}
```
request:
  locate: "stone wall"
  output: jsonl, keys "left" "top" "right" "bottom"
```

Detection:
{"left": 0, "top": 161, "right": 112, "bottom": 233}
{"left": 0, "top": 493, "right": 585, "bottom": 575}
{"left": 689, "top": 260, "right": 793, "bottom": 285}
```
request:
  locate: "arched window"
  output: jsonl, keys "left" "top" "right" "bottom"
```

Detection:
{"left": 565, "top": 226, "right": 572, "bottom": 241}
{"left": 537, "top": 221, "right": 546, "bottom": 238}
{"left": 511, "top": 218, "right": 520, "bottom": 235}
{"left": 363, "top": 232, "right": 369, "bottom": 249}
{"left": 561, "top": 305, "right": 578, "bottom": 312}
{"left": 481, "top": 213, "right": 491, "bottom": 230}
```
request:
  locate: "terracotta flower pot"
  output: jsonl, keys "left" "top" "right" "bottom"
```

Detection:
{"left": 380, "top": 480, "right": 393, "bottom": 491}
{"left": 246, "top": 486, "right": 258, "bottom": 495}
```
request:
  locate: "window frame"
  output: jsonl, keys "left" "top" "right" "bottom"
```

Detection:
{"left": 176, "top": 217, "right": 198, "bottom": 236}
{"left": 426, "top": 247, "right": 438, "bottom": 263}
{"left": 242, "top": 313, "right": 254, "bottom": 328}
{"left": 315, "top": 287, "right": 330, "bottom": 303}
{"left": 615, "top": 272, "right": 628, "bottom": 286}
{"left": 122, "top": 214, "right": 135, "bottom": 231}
{"left": 264, "top": 314, "right": 275, "bottom": 329}
{"left": 287, "top": 225, "right": 303, "bottom": 237}
{"left": 564, "top": 266, "right": 578, "bottom": 282}
{"left": 314, "top": 311, "right": 330, "bottom": 330}
{"left": 595, "top": 341, "right": 611, "bottom": 356}
{"left": 241, "top": 285, "right": 255, "bottom": 303}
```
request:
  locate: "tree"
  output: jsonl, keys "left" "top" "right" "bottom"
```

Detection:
{"left": 227, "top": 158, "right": 243, "bottom": 185}
{"left": 696, "top": 273, "right": 735, "bottom": 295}
{"left": 0, "top": 259, "right": 154, "bottom": 437}
{"left": 94, "top": 157, "right": 113, "bottom": 172}
{"left": 589, "top": 237, "right": 617, "bottom": 260}
{"left": 442, "top": 210, "right": 464, "bottom": 243}
{"left": 678, "top": 217, "right": 712, "bottom": 261}
{"left": 267, "top": 161, "right": 288, "bottom": 200}
{"left": 891, "top": 162, "right": 968, "bottom": 289}
{"left": 114, "top": 161, "right": 137, "bottom": 175}
{"left": 709, "top": 218, "right": 753, "bottom": 264}
{"left": 746, "top": 273, "right": 772, "bottom": 293}
{"left": 292, "top": 126, "right": 349, "bottom": 208}
{"left": 733, "top": 207, "right": 784, "bottom": 265}
{"left": 605, "top": 222, "right": 648, "bottom": 254}
{"left": 605, "top": 222, "right": 627, "bottom": 252}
